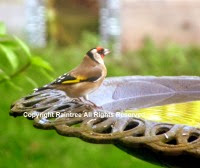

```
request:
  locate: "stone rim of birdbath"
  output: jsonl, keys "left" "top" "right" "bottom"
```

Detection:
{"left": 10, "top": 76, "right": 200, "bottom": 168}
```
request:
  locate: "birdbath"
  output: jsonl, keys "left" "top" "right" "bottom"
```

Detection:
{"left": 10, "top": 76, "right": 200, "bottom": 168}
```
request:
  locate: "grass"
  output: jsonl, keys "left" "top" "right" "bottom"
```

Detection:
{"left": 1, "top": 33, "right": 200, "bottom": 168}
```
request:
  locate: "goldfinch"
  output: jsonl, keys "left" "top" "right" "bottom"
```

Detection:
{"left": 34, "top": 47, "right": 110, "bottom": 102}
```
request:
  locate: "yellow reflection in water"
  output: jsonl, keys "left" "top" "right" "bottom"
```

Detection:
{"left": 126, "top": 101, "right": 200, "bottom": 128}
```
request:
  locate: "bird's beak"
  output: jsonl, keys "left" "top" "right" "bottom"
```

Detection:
{"left": 104, "top": 49, "right": 110, "bottom": 55}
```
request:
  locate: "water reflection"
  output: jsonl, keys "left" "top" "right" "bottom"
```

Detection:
{"left": 127, "top": 100, "right": 200, "bottom": 128}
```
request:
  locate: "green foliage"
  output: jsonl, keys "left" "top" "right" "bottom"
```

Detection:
{"left": 0, "top": 22, "right": 6, "bottom": 35}
{"left": 0, "top": 23, "right": 53, "bottom": 93}
{"left": 121, "top": 39, "right": 200, "bottom": 76}
{"left": 1, "top": 30, "right": 200, "bottom": 168}
{"left": 35, "top": 33, "right": 200, "bottom": 79}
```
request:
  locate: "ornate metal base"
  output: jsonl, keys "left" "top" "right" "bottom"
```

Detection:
{"left": 10, "top": 76, "right": 200, "bottom": 168}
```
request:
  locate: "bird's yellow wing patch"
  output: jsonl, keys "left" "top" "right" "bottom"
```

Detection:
{"left": 62, "top": 76, "right": 87, "bottom": 84}
{"left": 62, "top": 79, "right": 80, "bottom": 84}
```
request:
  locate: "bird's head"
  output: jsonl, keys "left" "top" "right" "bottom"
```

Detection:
{"left": 86, "top": 46, "right": 110, "bottom": 64}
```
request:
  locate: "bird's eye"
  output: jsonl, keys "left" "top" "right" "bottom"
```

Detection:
{"left": 97, "top": 49, "right": 104, "bottom": 55}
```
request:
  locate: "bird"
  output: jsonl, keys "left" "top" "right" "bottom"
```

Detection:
{"left": 34, "top": 47, "right": 110, "bottom": 105}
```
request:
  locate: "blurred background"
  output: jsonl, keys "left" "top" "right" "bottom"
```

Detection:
{"left": 0, "top": 0, "right": 200, "bottom": 167}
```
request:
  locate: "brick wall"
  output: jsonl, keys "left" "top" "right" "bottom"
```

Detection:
{"left": 122, "top": 0, "right": 200, "bottom": 50}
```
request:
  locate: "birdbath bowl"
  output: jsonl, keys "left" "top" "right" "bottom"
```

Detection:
{"left": 10, "top": 76, "right": 200, "bottom": 168}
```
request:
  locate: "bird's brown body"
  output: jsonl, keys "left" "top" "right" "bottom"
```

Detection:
{"left": 53, "top": 56, "right": 107, "bottom": 98}
{"left": 35, "top": 47, "right": 110, "bottom": 101}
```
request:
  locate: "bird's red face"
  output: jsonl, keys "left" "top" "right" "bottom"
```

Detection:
{"left": 87, "top": 47, "right": 110, "bottom": 64}
{"left": 96, "top": 46, "right": 110, "bottom": 59}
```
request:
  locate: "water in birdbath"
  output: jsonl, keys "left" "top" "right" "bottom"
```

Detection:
{"left": 126, "top": 100, "right": 200, "bottom": 128}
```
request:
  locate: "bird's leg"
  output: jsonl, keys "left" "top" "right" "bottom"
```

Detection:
{"left": 83, "top": 95, "right": 94, "bottom": 105}
{"left": 83, "top": 95, "right": 89, "bottom": 101}
{"left": 71, "top": 97, "right": 83, "bottom": 103}
{"left": 83, "top": 95, "right": 102, "bottom": 109}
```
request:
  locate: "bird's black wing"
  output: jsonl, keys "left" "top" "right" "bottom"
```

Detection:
{"left": 34, "top": 72, "right": 101, "bottom": 92}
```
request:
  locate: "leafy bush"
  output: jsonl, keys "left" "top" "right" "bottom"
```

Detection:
{"left": 1, "top": 26, "right": 199, "bottom": 168}
{"left": 0, "top": 23, "right": 53, "bottom": 116}
{"left": 34, "top": 33, "right": 200, "bottom": 79}
{"left": 121, "top": 39, "right": 200, "bottom": 76}
{"left": 0, "top": 23, "right": 53, "bottom": 93}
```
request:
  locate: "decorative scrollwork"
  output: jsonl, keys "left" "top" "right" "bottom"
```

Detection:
{"left": 10, "top": 76, "right": 200, "bottom": 168}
